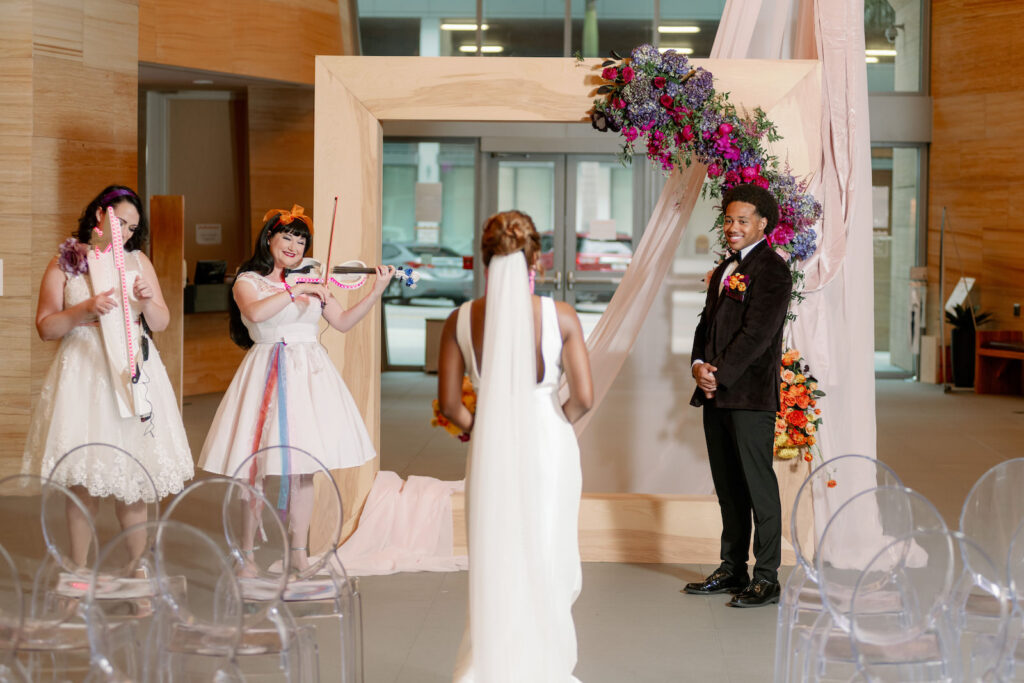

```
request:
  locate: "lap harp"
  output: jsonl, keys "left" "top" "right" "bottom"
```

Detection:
{"left": 87, "top": 207, "right": 150, "bottom": 420}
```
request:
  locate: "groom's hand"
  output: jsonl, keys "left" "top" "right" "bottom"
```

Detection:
{"left": 692, "top": 362, "right": 718, "bottom": 397}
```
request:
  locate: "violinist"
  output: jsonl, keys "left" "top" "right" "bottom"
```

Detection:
{"left": 198, "top": 205, "right": 394, "bottom": 571}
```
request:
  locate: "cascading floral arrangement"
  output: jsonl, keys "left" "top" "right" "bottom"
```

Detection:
{"left": 774, "top": 349, "right": 832, "bottom": 484}
{"left": 589, "top": 44, "right": 823, "bottom": 300}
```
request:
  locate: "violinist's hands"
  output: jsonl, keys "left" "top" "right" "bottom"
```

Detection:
{"left": 133, "top": 276, "right": 154, "bottom": 300}
{"left": 372, "top": 265, "right": 397, "bottom": 297}
{"left": 85, "top": 288, "right": 117, "bottom": 316}
{"left": 291, "top": 282, "right": 329, "bottom": 303}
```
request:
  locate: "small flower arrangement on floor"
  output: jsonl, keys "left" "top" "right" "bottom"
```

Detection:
{"left": 774, "top": 349, "right": 831, "bottom": 483}
{"left": 431, "top": 376, "right": 476, "bottom": 442}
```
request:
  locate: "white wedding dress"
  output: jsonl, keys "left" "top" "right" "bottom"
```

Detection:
{"left": 452, "top": 253, "right": 583, "bottom": 683}
{"left": 22, "top": 249, "right": 194, "bottom": 502}
{"left": 198, "top": 271, "right": 376, "bottom": 475}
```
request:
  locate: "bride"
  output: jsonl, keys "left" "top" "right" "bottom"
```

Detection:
{"left": 437, "top": 210, "right": 594, "bottom": 682}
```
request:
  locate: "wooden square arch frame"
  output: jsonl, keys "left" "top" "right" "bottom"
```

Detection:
{"left": 314, "top": 56, "right": 821, "bottom": 562}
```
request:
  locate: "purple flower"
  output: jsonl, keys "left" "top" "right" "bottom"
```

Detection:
{"left": 58, "top": 238, "right": 88, "bottom": 276}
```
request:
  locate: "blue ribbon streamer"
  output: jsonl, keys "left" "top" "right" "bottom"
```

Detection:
{"left": 274, "top": 342, "right": 291, "bottom": 512}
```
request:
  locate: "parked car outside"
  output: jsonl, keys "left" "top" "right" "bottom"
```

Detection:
{"left": 538, "top": 232, "right": 634, "bottom": 273}
{"left": 382, "top": 242, "right": 473, "bottom": 305}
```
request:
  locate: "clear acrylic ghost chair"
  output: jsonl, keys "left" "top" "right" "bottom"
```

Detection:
{"left": 801, "top": 486, "right": 948, "bottom": 682}
{"left": 849, "top": 530, "right": 1009, "bottom": 682}
{"left": 114, "top": 519, "right": 247, "bottom": 682}
{"left": 160, "top": 476, "right": 313, "bottom": 681}
{"left": 775, "top": 454, "right": 903, "bottom": 683}
{"left": 0, "top": 542, "right": 30, "bottom": 682}
{"left": 961, "top": 458, "right": 1024, "bottom": 595}
{"left": 233, "top": 446, "right": 363, "bottom": 683}
{"left": 997, "top": 518, "right": 1024, "bottom": 680}
{"left": 46, "top": 443, "right": 162, "bottom": 548}
{"left": 0, "top": 474, "right": 102, "bottom": 680}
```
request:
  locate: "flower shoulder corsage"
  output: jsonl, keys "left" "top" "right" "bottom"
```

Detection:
{"left": 58, "top": 238, "right": 89, "bottom": 276}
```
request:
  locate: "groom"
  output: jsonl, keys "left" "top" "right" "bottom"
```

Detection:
{"left": 684, "top": 183, "right": 792, "bottom": 608}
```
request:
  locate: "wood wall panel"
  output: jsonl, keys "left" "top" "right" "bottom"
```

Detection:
{"left": 2, "top": 0, "right": 138, "bottom": 469}
{"left": 182, "top": 313, "right": 246, "bottom": 397}
{"left": 929, "top": 0, "right": 1024, "bottom": 337}
{"left": 150, "top": 195, "right": 185, "bottom": 407}
{"left": 138, "top": 0, "right": 350, "bottom": 86}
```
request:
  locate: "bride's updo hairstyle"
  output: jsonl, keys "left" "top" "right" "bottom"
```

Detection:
{"left": 480, "top": 210, "right": 541, "bottom": 269}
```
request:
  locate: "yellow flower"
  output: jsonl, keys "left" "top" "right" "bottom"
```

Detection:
{"left": 738, "top": 283, "right": 746, "bottom": 292}
{"left": 808, "top": 382, "right": 817, "bottom": 391}
{"left": 794, "top": 374, "right": 806, "bottom": 384}
{"left": 806, "top": 423, "right": 816, "bottom": 434}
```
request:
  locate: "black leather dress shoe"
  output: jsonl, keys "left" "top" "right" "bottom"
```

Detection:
{"left": 683, "top": 568, "right": 749, "bottom": 595}
{"left": 728, "top": 578, "right": 781, "bottom": 607}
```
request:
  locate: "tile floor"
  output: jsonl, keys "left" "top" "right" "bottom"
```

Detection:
{"left": 182, "top": 377, "right": 1024, "bottom": 683}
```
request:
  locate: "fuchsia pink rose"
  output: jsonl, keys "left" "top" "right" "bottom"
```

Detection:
{"left": 624, "top": 127, "right": 639, "bottom": 142}
{"left": 707, "top": 164, "right": 722, "bottom": 177}
{"left": 718, "top": 123, "right": 733, "bottom": 136}
{"left": 754, "top": 176, "right": 770, "bottom": 189}
{"left": 680, "top": 124, "right": 694, "bottom": 142}
{"left": 612, "top": 97, "right": 626, "bottom": 109}
{"left": 621, "top": 66, "right": 634, "bottom": 83}
{"left": 724, "top": 169, "right": 741, "bottom": 185}
{"left": 659, "top": 94, "right": 674, "bottom": 108}
{"left": 602, "top": 67, "right": 618, "bottom": 81}
{"left": 741, "top": 165, "right": 760, "bottom": 183}
{"left": 653, "top": 76, "right": 666, "bottom": 88}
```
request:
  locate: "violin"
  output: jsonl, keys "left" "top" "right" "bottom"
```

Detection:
{"left": 284, "top": 258, "right": 419, "bottom": 290}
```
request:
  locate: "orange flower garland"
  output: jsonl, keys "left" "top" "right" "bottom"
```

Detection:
{"left": 431, "top": 376, "right": 476, "bottom": 442}
{"left": 774, "top": 348, "right": 825, "bottom": 468}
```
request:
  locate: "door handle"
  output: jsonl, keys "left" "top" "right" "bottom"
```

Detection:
{"left": 539, "top": 271, "right": 562, "bottom": 290}
{"left": 567, "top": 271, "right": 575, "bottom": 291}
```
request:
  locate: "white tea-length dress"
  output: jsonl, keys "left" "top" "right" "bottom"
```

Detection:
{"left": 199, "top": 271, "right": 376, "bottom": 475}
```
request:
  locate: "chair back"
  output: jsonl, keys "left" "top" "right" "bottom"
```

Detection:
{"left": 233, "top": 446, "right": 344, "bottom": 581}
{"left": 160, "top": 477, "right": 289, "bottom": 625}
{"left": 815, "top": 485, "right": 947, "bottom": 633}
{"left": 850, "top": 529, "right": 1009, "bottom": 682}
{"left": 792, "top": 454, "right": 902, "bottom": 580}
{"left": 960, "top": 457, "right": 1024, "bottom": 587}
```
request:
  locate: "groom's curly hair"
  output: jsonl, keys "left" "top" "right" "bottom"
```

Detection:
{"left": 480, "top": 210, "right": 542, "bottom": 269}
{"left": 721, "top": 184, "right": 780, "bottom": 235}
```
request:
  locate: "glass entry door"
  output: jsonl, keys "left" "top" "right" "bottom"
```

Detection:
{"left": 486, "top": 153, "right": 638, "bottom": 334}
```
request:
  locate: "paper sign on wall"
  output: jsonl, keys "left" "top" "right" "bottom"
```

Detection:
{"left": 196, "top": 223, "right": 222, "bottom": 245}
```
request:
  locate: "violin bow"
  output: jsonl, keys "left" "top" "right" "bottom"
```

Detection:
{"left": 322, "top": 195, "right": 339, "bottom": 288}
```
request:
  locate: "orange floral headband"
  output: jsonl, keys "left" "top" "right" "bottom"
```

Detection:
{"left": 263, "top": 204, "right": 313, "bottom": 233}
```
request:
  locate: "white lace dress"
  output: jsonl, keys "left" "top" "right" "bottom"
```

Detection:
{"left": 198, "top": 271, "right": 376, "bottom": 475}
{"left": 452, "top": 296, "right": 584, "bottom": 683}
{"left": 22, "top": 250, "right": 195, "bottom": 503}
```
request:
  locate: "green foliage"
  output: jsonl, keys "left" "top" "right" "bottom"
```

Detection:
{"left": 945, "top": 303, "right": 993, "bottom": 331}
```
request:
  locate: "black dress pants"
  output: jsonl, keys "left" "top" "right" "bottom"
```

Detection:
{"left": 702, "top": 403, "right": 781, "bottom": 582}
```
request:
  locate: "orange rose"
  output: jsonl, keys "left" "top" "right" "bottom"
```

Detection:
{"left": 807, "top": 436, "right": 816, "bottom": 445}
{"left": 786, "top": 410, "right": 808, "bottom": 428}
{"left": 796, "top": 395, "right": 811, "bottom": 409}
{"left": 790, "top": 432, "right": 807, "bottom": 446}
{"left": 814, "top": 409, "right": 821, "bottom": 415}
{"left": 783, "top": 394, "right": 797, "bottom": 407}
{"left": 803, "top": 453, "right": 813, "bottom": 462}
{"left": 827, "top": 479, "right": 837, "bottom": 488}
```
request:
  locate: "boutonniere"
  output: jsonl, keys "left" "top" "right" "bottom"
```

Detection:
{"left": 724, "top": 272, "right": 749, "bottom": 300}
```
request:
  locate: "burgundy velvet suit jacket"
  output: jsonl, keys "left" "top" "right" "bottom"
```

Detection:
{"left": 690, "top": 240, "right": 793, "bottom": 412}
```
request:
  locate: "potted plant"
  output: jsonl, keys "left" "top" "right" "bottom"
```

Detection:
{"left": 945, "top": 303, "right": 993, "bottom": 387}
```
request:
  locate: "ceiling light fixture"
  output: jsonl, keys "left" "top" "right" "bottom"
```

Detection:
{"left": 865, "top": 56, "right": 879, "bottom": 63}
{"left": 865, "top": 49, "right": 897, "bottom": 57}
{"left": 459, "top": 45, "right": 504, "bottom": 53}
{"left": 441, "top": 23, "right": 489, "bottom": 31}
{"left": 658, "top": 47, "right": 694, "bottom": 54}
{"left": 192, "top": 79, "right": 214, "bottom": 85}
{"left": 658, "top": 26, "right": 700, "bottom": 34}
